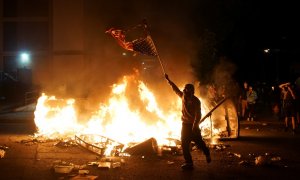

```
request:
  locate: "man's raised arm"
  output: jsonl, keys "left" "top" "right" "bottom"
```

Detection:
{"left": 165, "top": 74, "right": 183, "bottom": 97}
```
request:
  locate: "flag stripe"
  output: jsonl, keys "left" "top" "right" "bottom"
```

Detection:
{"left": 132, "top": 36, "right": 158, "bottom": 56}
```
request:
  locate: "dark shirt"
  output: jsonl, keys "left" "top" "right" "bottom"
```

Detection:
{"left": 241, "top": 87, "right": 248, "bottom": 100}
{"left": 168, "top": 81, "right": 201, "bottom": 124}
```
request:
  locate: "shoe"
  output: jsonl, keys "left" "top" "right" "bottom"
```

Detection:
{"left": 251, "top": 117, "right": 254, "bottom": 121}
{"left": 181, "top": 163, "right": 194, "bottom": 170}
{"left": 206, "top": 155, "right": 211, "bottom": 163}
{"left": 247, "top": 118, "right": 250, "bottom": 121}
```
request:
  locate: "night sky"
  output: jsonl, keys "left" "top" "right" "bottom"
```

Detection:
{"left": 97, "top": 0, "right": 300, "bottom": 85}
{"left": 221, "top": 1, "right": 300, "bottom": 84}
{"left": 2, "top": 0, "right": 300, "bottom": 92}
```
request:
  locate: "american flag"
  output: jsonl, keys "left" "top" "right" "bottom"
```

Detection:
{"left": 105, "top": 28, "right": 133, "bottom": 51}
{"left": 106, "top": 27, "right": 158, "bottom": 57}
{"left": 132, "top": 36, "right": 158, "bottom": 56}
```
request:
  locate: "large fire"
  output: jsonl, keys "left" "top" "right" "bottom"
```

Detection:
{"left": 34, "top": 73, "right": 238, "bottom": 154}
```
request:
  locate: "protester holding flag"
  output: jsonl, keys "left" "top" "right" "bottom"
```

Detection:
{"left": 164, "top": 74, "right": 211, "bottom": 170}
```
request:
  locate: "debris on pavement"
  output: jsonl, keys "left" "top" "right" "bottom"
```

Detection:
{"left": 254, "top": 154, "right": 283, "bottom": 167}
{"left": 16, "top": 136, "right": 57, "bottom": 145}
{"left": 227, "top": 152, "right": 242, "bottom": 158}
{"left": 55, "top": 139, "right": 78, "bottom": 147}
{"left": 0, "top": 149, "right": 5, "bottom": 158}
{"left": 210, "top": 143, "right": 230, "bottom": 151}
{"left": 0, "top": 145, "right": 8, "bottom": 150}
{"left": 75, "top": 134, "right": 124, "bottom": 157}
{"left": 255, "top": 155, "right": 268, "bottom": 166}
{"left": 0, "top": 145, "right": 8, "bottom": 158}
{"left": 238, "top": 160, "right": 251, "bottom": 166}
{"left": 124, "top": 137, "right": 158, "bottom": 156}
{"left": 53, "top": 160, "right": 74, "bottom": 174}
{"left": 70, "top": 174, "right": 98, "bottom": 180}
{"left": 97, "top": 156, "right": 123, "bottom": 169}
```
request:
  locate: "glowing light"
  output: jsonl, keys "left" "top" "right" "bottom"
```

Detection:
{"left": 264, "top": 49, "right": 270, "bottom": 53}
{"left": 20, "top": 52, "right": 30, "bottom": 63}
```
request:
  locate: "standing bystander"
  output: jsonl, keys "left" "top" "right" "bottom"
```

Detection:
{"left": 239, "top": 82, "right": 249, "bottom": 120}
{"left": 246, "top": 86, "right": 258, "bottom": 121}
{"left": 279, "top": 82, "right": 296, "bottom": 134}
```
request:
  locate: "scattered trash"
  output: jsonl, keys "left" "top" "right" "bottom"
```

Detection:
{"left": 254, "top": 153, "right": 284, "bottom": 167}
{"left": 0, "top": 145, "right": 9, "bottom": 150}
{"left": 98, "top": 161, "right": 111, "bottom": 169}
{"left": 55, "top": 139, "right": 78, "bottom": 147}
{"left": 211, "top": 144, "right": 230, "bottom": 151}
{"left": 271, "top": 156, "right": 281, "bottom": 161}
{"left": 255, "top": 155, "right": 268, "bottom": 166}
{"left": 227, "top": 152, "right": 241, "bottom": 158}
{"left": 111, "top": 162, "right": 121, "bottom": 168}
{"left": 78, "top": 169, "right": 89, "bottom": 175}
{"left": 167, "top": 161, "right": 174, "bottom": 165}
{"left": 75, "top": 134, "right": 124, "bottom": 157}
{"left": 97, "top": 156, "right": 124, "bottom": 169}
{"left": 234, "top": 153, "right": 242, "bottom": 158}
{"left": 54, "top": 164, "right": 74, "bottom": 174}
{"left": 239, "top": 160, "right": 251, "bottom": 166}
{"left": 70, "top": 175, "right": 98, "bottom": 180}
{"left": 124, "top": 138, "right": 158, "bottom": 156}
{"left": 87, "top": 162, "right": 99, "bottom": 166}
{"left": 53, "top": 160, "right": 74, "bottom": 174}
{"left": 17, "top": 136, "right": 57, "bottom": 145}
{"left": 0, "top": 149, "right": 5, "bottom": 158}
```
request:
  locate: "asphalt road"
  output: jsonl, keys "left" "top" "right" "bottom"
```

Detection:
{"left": 0, "top": 110, "right": 300, "bottom": 180}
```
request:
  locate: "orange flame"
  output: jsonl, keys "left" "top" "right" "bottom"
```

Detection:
{"left": 34, "top": 73, "right": 238, "bottom": 153}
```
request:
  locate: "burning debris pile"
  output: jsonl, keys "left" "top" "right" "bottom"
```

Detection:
{"left": 32, "top": 73, "right": 239, "bottom": 158}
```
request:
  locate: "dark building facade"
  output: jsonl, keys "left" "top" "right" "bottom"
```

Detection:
{"left": 0, "top": 0, "right": 86, "bottom": 101}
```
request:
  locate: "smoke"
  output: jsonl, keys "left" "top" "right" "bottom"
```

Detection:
{"left": 210, "top": 57, "right": 239, "bottom": 99}
{"left": 37, "top": 0, "right": 219, "bottom": 109}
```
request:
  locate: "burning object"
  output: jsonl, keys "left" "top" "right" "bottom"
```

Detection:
{"left": 33, "top": 73, "right": 239, "bottom": 158}
{"left": 75, "top": 134, "right": 124, "bottom": 157}
{"left": 124, "top": 138, "right": 158, "bottom": 156}
{"left": 0, "top": 149, "right": 5, "bottom": 158}
{"left": 0, "top": 145, "right": 8, "bottom": 158}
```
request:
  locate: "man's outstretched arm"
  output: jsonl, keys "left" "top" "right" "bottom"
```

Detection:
{"left": 165, "top": 74, "right": 183, "bottom": 97}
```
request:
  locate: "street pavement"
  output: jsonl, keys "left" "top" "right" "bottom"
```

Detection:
{"left": 0, "top": 106, "right": 300, "bottom": 180}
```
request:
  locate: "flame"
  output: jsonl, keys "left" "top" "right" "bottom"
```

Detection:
{"left": 34, "top": 73, "right": 238, "bottom": 154}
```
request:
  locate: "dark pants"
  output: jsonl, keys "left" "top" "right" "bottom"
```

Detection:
{"left": 247, "top": 103, "right": 256, "bottom": 118}
{"left": 181, "top": 123, "right": 210, "bottom": 164}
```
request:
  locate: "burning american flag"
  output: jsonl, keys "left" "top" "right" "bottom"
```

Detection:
{"left": 106, "top": 22, "right": 158, "bottom": 57}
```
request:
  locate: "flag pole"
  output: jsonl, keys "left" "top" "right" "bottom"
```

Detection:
{"left": 142, "top": 19, "right": 166, "bottom": 75}
{"left": 156, "top": 52, "right": 166, "bottom": 75}
{"left": 148, "top": 36, "right": 166, "bottom": 74}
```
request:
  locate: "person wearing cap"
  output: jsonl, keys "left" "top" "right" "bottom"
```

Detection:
{"left": 165, "top": 74, "right": 211, "bottom": 170}
{"left": 279, "top": 82, "right": 296, "bottom": 134}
